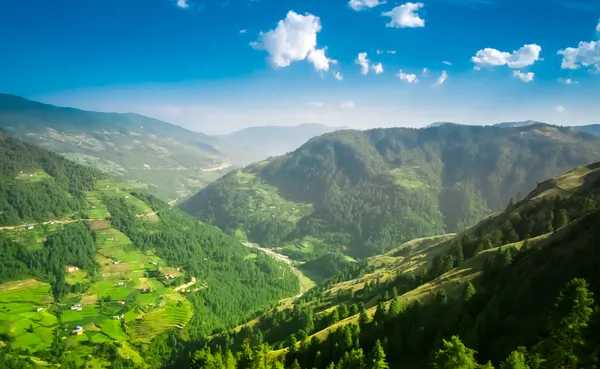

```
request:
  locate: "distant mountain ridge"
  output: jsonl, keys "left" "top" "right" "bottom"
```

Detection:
{"left": 182, "top": 123, "right": 600, "bottom": 259}
{"left": 0, "top": 94, "right": 248, "bottom": 202}
{"left": 217, "top": 123, "right": 348, "bottom": 160}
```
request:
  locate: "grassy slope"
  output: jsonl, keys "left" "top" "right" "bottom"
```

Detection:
{"left": 0, "top": 94, "right": 248, "bottom": 203}
{"left": 259, "top": 161, "right": 600, "bottom": 357}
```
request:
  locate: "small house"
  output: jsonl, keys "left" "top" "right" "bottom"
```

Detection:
{"left": 49, "top": 221, "right": 56, "bottom": 225}
{"left": 164, "top": 273, "right": 174, "bottom": 280}
{"left": 117, "top": 300, "right": 126, "bottom": 305}
{"left": 66, "top": 265, "right": 80, "bottom": 273}
{"left": 116, "top": 282, "right": 125, "bottom": 286}
{"left": 27, "top": 225, "right": 34, "bottom": 230}
{"left": 36, "top": 307, "right": 44, "bottom": 312}
{"left": 72, "top": 326, "right": 84, "bottom": 335}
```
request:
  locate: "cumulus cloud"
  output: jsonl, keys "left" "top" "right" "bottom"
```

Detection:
{"left": 372, "top": 62, "right": 384, "bottom": 74}
{"left": 512, "top": 70, "right": 534, "bottom": 83}
{"left": 340, "top": 101, "right": 356, "bottom": 108}
{"left": 349, "top": 0, "right": 387, "bottom": 11}
{"left": 177, "top": 0, "right": 189, "bottom": 8}
{"left": 251, "top": 11, "right": 334, "bottom": 72}
{"left": 308, "top": 48, "right": 337, "bottom": 72}
{"left": 597, "top": 20, "right": 600, "bottom": 33}
{"left": 556, "top": 105, "right": 566, "bottom": 113}
{"left": 558, "top": 40, "right": 600, "bottom": 70}
{"left": 334, "top": 72, "right": 344, "bottom": 81}
{"left": 382, "top": 2, "right": 425, "bottom": 28}
{"left": 356, "top": 52, "right": 370, "bottom": 75}
{"left": 310, "top": 102, "right": 324, "bottom": 107}
{"left": 422, "top": 68, "right": 429, "bottom": 76}
{"left": 442, "top": 61, "right": 452, "bottom": 65}
{"left": 397, "top": 70, "right": 419, "bottom": 83}
{"left": 471, "top": 44, "right": 542, "bottom": 69}
{"left": 434, "top": 70, "right": 448, "bottom": 86}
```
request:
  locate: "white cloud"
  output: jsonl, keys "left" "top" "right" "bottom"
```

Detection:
{"left": 597, "top": 20, "right": 600, "bottom": 33}
{"left": 556, "top": 105, "right": 566, "bottom": 113}
{"left": 558, "top": 40, "right": 600, "bottom": 70}
{"left": 397, "top": 70, "right": 419, "bottom": 83}
{"left": 334, "top": 72, "right": 343, "bottom": 81}
{"left": 239, "top": 29, "right": 247, "bottom": 34}
{"left": 377, "top": 49, "right": 397, "bottom": 54}
{"left": 512, "top": 70, "right": 534, "bottom": 83}
{"left": 308, "top": 48, "right": 337, "bottom": 72}
{"left": 442, "top": 61, "right": 452, "bottom": 65}
{"left": 382, "top": 2, "right": 425, "bottom": 28}
{"left": 558, "top": 78, "right": 578, "bottom": 84}
{"left": 372, "top": 62, "right": 384, "bottom": 74}
{"left": 349, "top": 0, "right": 387, "bottom": 11}
{"left": 310, "top": 102, "right": 324, "bottom": 107}
{"left": 422, "top": 68, "right": 429, "bottom": 76}
{"left": 177, "top": 0, "right": 189, "bottom": 8}
{"left": 340, "top": 101, "right": 356, "bottom": 108}
{"left": 471, "top": 44, "right": 542, "bottom": 69}
{"left": 356, "top": 52, "right": 370, "bottom": 75}
{"left": 434, "top": 70, "right": 448, "bottom": 86}
{"left": 251, "top": 11, "right": 334, "bottom": 72}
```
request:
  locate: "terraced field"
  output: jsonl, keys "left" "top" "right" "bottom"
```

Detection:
{"left": 0, "top": 180, "right": 195, "bottom": 365}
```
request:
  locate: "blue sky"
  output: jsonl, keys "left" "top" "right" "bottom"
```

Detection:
{"left": 1, "top": 0, "right": 599, "bottom": 134}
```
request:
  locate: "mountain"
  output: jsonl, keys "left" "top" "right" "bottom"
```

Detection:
{"left": 0, "top": 94, "right": 249, "bottom": 203}
{"left": 576, "top": 124, "right": 600, "bottom": 136}
{"left": 0, "top": 134, "right": 298, "bottom": 367}
{"left": 493, "top": 120, "right": 545, "bottom": 128}
{"left": 217, "top": 123, "right": 346, "bottom": 161}
{"left": 194, "top": 160, "right": 600, "bottom": 369}
{"left": 425, "top": 121, "right": 462, "bottom": 128}
{"left": 181, "top": 123, "right": 600, "bottom": 259}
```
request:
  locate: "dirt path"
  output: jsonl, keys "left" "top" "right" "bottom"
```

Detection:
{"left": 201, "top": 163, "right": 232, "bottom": 172}
{"left": 242, "top": 242, "right": 309, "bottom": 299}
{"left": 174, "top": 277, "right": 197, "bottom": 293}
{"left": 0, "top": 211, "right": 158, "bottom": 231}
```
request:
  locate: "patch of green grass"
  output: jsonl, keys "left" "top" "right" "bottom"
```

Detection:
{"left": 387, "top": 166, "right": 432, "bottom": 190}
{"left": 14, "top": 169, "right": 51, "bottom": 183}
{"left": 65, "top": 270, "right": 89, "bottom": 285}
{"left": 244, "top": 253, "right": 258, "bottom": 260}
{"left": 130, "top": 296, "right": 193, "bottom": 343}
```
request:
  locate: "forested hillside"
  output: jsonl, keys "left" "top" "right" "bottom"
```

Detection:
{"left": 0, "top": 94, "right": 247, "bottom": 203}
{"left": 0, "top": 134, "right": 298, "bottom": 368}
{"left": 182, "top": 123, "right": 600, "bottom": 258}
{"left": 186, "top": 161, "right": 600, "bottom": 369}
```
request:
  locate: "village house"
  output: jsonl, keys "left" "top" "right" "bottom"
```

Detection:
{"left": 72, "top": 326, "right": 84, "bottom": 335}
{"left": 66, "top": 265, "right": 80, "bottom": 273}
{"left": 117, "top": 300, "right": 126, "bottom": 305}
{"left": 26, "top": 224, "right": 34, "bottom": 230}
{"left": 70, "top": 303, "right": 82, "bottom": 311}
{"left": 36, "top": 307, "right": 43, "bottom": 312}
{"left": 164, "top": 273, "right": 174, "bottom": 280}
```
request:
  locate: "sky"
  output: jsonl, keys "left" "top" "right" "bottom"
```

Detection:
{"left": 0, "top": 0, "right": 599, "bottom": 134}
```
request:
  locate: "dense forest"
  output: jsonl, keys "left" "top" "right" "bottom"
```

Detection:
{"left": 0, "top": 132, "right": 102, "bottom": 225}
{"left": 182, "top": 124, "right": 600, "bottom": 257}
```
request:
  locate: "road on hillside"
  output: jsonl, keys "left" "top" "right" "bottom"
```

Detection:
{"left": 242, "top": 242, "right": 307, "bottom": 298}
{"left": 0, "top": 210, "right": 160, "bottom": 231}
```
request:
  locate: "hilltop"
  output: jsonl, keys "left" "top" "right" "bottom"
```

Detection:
{"left": 181, "top": 123, "right": 600, "bottom": 259}
{"left": 0, "top": 134, "right": 298, "bottom": 367}
{"left": 0, "top": 94, "right": 249, "bottom": 203}
{"left": 217, "top": 123, "right": 347, "bottom": 161}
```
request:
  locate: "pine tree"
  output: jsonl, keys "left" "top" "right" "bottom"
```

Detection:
{"left": 553, "top": 209, "right": 569, "bottom": 231}
{"left": 462, "top": 282, "right": 476, "bottom": 302}
{"left": 535, "top": 278, "right": 595, "bottom": 368}
{"left": 368, "top": 340, "right": 389, "bottom": 369}
{"left": 359, "top": 307, "right": 370, "bottom": 326}
{"left": 388, "top": 297, "right": 402, "bottom": 316}
{"left": 500, "top": 350, "right": 529, "bottom": 369}
{"left": 431, "top": 335, "right": 479, "bottom": 369}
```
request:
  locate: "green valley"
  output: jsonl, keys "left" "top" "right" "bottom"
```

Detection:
{"left": 182, "top": 123, "right": 600, "bottom": 258}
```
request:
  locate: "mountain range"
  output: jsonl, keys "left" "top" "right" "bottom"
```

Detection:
{"left": 181, "top": 123, "right": 600, "bottom": 258}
